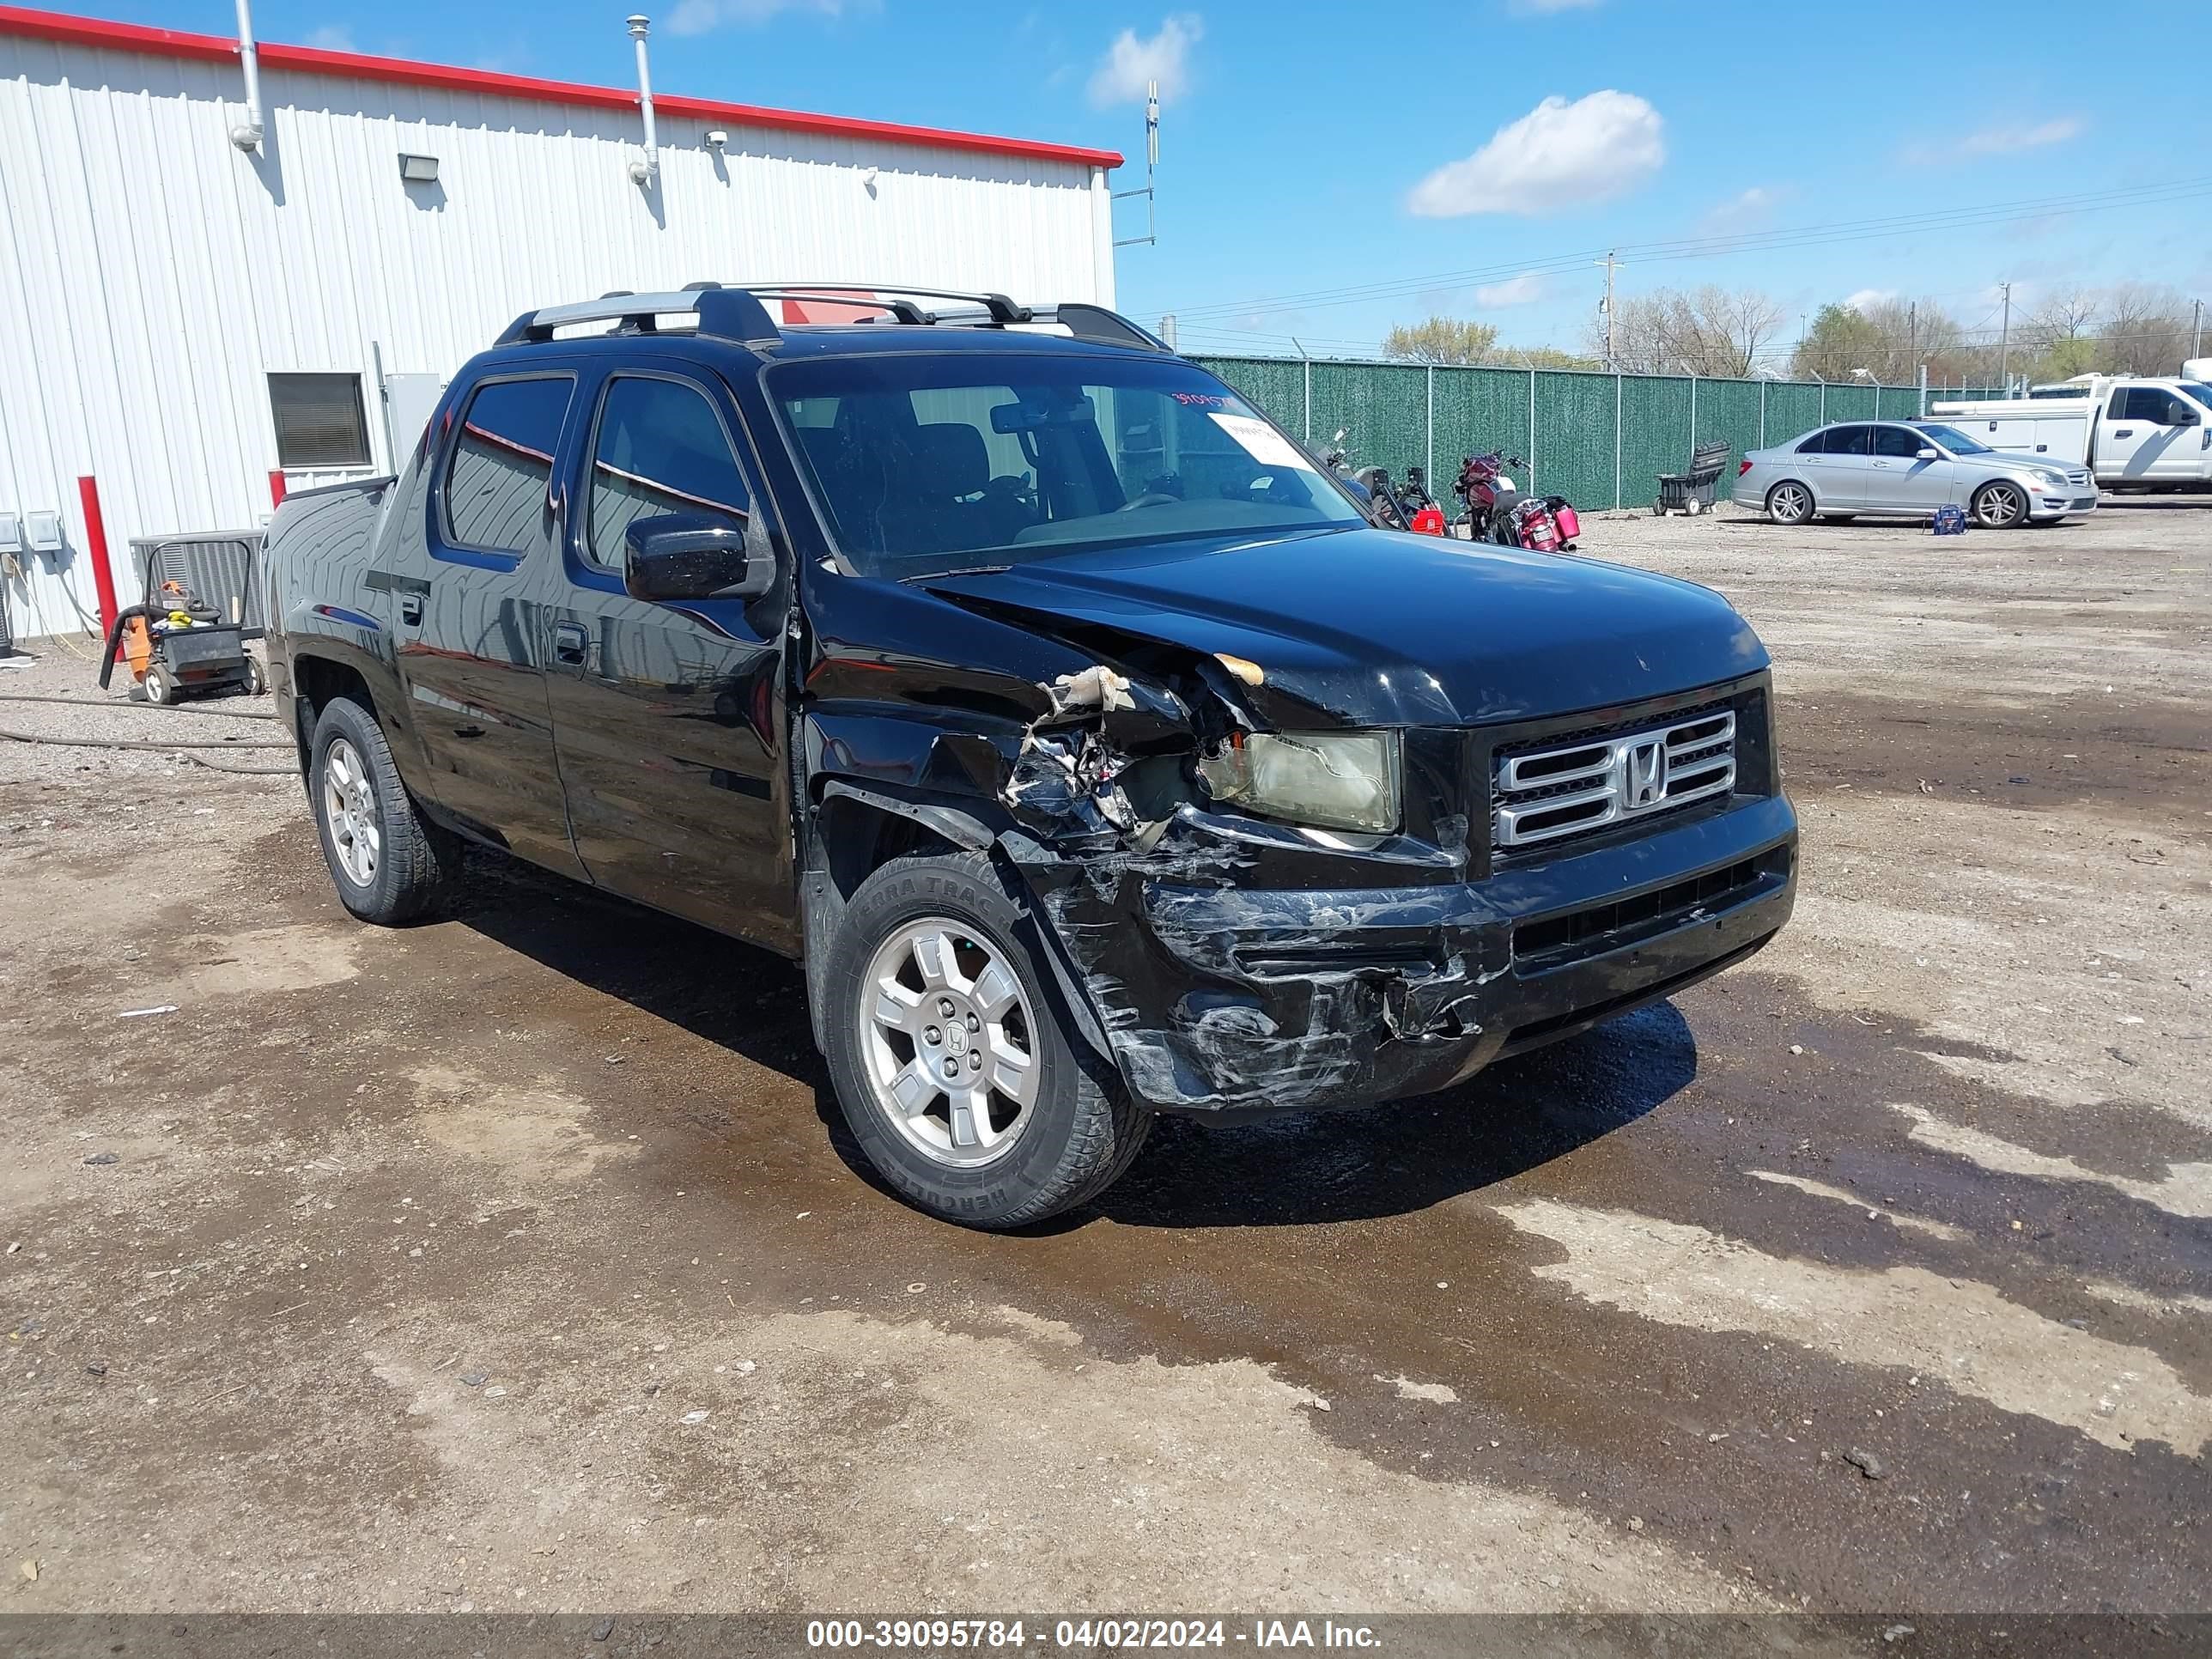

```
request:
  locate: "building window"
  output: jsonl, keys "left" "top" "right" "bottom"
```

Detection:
{"left": 269, "top": 373, "right": 372, "bottom": 469}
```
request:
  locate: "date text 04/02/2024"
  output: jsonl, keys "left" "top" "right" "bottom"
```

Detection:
{"left": 804, "top": 1619, "right": 1382, "bottom": 1650}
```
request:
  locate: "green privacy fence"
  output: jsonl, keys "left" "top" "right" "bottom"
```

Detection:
{"left": 1188, "top": 354, "right": 2011, "bottom": 510}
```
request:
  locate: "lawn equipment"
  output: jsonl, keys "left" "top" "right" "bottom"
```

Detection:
{"left": 96, "top": 576, "right": 264, "bottom": 705}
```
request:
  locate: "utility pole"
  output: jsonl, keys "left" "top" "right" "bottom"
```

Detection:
{"left": 2194, "top": 297, "right": 2204, "bottom": 360}
{"left": 1595, "top": 250, "right": 1623, "bottom": 368}
{"left": 1997, "top": 281, "right": 2013, "bottom": 390}
{"left": 1907, "top": 301, "right": 1917, "bottom": 381}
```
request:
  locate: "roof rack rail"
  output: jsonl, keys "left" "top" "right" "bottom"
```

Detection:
{"left": 494, "top": 283, "right": 1173, "bottom": 355}
{"left": 495, "top": 288, "right": 780, "bottom": 346}
{"left": 739, "top": 283, "right": 1173, "bottom": 352}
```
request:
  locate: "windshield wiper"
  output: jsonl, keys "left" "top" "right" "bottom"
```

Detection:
{"left": 904, "top": 564, "right": 1011, "bottom": 582}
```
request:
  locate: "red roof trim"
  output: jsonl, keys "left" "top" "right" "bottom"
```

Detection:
{"left": 0, "top": 4, "right": 1123, "bottom": 168}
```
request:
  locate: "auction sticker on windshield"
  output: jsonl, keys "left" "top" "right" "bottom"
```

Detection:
{"left": 1209, "top": 412, "right": 1317, "bottom": 471}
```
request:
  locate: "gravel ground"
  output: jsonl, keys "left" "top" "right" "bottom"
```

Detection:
{"left": 1, "top": 498, "right": 2207, "bottom": 1626}
{"left": 0, "top": 642, "right": 290, "bottom": 786}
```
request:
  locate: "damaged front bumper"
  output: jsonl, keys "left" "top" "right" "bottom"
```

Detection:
{"left": 1008, "top": 793, "right": 1797, "bottom": 1118}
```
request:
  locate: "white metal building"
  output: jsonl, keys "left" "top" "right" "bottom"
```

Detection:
{"left": 0, "top": 4, "right": 1122, "bottom": 641}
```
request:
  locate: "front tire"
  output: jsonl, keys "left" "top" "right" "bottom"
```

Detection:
{"left": 1972, "top": 481, "right": 2028, "bottom": 529}
{"left": 309, "top": 696, "right": 459, "bottom": 924}
{"left": 822, "top": 851, "right": 1150, "bottom": 1229}
{"left": 1765, "top": 481, "right": 1814, "bottom": 525}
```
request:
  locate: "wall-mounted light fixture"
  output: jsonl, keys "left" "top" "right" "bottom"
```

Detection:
{"left": 704, "top": 130, "right": 727, "bottom": 151}
{"left": 398, "top": 152, "right": 441, "bottom": 183}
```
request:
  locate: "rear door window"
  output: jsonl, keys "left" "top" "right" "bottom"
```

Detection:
{"left": 1821, "top": 425, "right": 1872, "bottom": 456}
{"left": 442, "top": 376, "right": 574, "bottom": 555}
{"left": 586, "top": 375, "right": 754, "bottom": 569}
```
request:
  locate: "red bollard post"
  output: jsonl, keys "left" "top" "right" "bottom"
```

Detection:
{"left": 77, "top": 475, "right": 120, "bottom": 653}
{"left": 268, "top": 469, "right": 288, "bottom": 508}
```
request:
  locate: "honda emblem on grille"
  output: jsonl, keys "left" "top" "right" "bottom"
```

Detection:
{"left": 1621, "top": 738, "right": 1666, "bottom": 807}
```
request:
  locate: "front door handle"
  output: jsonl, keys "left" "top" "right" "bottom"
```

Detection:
{"left": 398, "top": 592, "right": 423, "bottom": 626}
{"left": 552, "top": 622, "right": 589, "bottom": 665}
{"left": 2113, "top": 428, "right": 2134, "bottom": 439}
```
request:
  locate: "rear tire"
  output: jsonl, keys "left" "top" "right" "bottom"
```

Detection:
{"left": 308, "top": 696, "right": 459, "bottom": 924}
{"left": 822, "top": 850, "right": 1151, "bottom": 1229}
{"left": 142, "top": 663, "right": 175, "bottom": 706}
{"left": 1765, "top": 481, "right": 1814, "bottom": 525}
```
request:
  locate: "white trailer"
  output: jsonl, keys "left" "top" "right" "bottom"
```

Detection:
{"left": 1931, "top": 376, "right": 2212, "bottom": 489}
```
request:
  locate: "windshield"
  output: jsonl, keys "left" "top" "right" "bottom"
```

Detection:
{"left": 1913, "top": 423, "right": 1992, "bottom": 455}
{"left": 769, "top": 353, "right": 1365, "bottom": 579}
{"left": 2185, "top": 384, "right": 2212, "bottom": 410}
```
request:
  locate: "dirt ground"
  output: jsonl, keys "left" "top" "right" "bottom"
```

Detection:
{"left": 2, "top": 498, "right": 2207, "bottom": 1621}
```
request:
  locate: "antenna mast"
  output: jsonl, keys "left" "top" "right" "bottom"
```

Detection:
{"left": 1113, "top": 79, "right": 1159, "bottom": 248}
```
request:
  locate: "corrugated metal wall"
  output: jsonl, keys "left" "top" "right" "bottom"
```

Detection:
{"left": 0, "top": 33, "right": 1110, "bottom": 638}
{"left": 1193, "top": 356, "right": 2014, "bottom": 512}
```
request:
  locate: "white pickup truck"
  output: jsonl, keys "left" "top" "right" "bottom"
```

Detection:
{"left": 1931, "top": 375, "right": 2212, "bottom": 489}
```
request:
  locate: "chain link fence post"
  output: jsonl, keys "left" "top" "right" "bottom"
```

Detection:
{"left": 1528, "top": 367, "right": 1539, "bottom": 495}
{"left": 1613, "top": 371, "right": 1624, "bottom": 510}
{"left": 1425, "top": 364, "right": 1435, "bottom": 486}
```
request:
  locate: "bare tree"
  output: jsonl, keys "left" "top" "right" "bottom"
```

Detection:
{"left": 1594, "top": 286, "right": 1787, "bottom": 378}
{"left": 1382, "top": 316, "right": 1500, "bottom": 366}
{"left": 2098, "top": 283, "right": 2195, "bottom": 376}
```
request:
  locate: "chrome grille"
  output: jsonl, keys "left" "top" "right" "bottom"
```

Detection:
{"left": 1492, "top": 709, "right": 1736, "bottom": 851}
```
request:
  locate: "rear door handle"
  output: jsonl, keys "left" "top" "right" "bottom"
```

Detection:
{"left": 398, "top": 592, "right": 423, "bottom": 625}
{"left": 552, "top": 622, "right": 589, "bottom": 665}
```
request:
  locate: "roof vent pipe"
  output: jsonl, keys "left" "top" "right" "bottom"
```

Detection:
{"left": 228, "top": 0, "right": 264, "bottom": 150}
{"left": 625, "top": 15, "right": 658, "bottom": 185}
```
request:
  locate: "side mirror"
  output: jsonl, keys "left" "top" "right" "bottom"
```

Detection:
{"left": 1915, "top": 447, "right": 1941, "bottom": 460}
{"left": 623, "top": 514, "right": 771, "bottom": 602}
{"left": 2169, "top": 404, "right": 2201, "bottom": 427}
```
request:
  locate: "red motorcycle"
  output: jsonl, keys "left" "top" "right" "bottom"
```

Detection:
{"left": 1451, "top": 450, "right": 1582, "bottom": 551}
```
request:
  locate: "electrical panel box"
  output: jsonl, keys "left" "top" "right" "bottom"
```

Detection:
{"left": 0, "top": 513, "right": 21, "bottom": 555}
{"left": 26, "top": 510, "right": 64, "bottom": 555}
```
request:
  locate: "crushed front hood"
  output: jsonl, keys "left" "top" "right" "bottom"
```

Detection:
{"left": 925, "top": 526, "right": 1769, "bottom": 727}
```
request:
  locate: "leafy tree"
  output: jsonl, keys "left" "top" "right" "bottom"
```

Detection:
{"left": 1382, "top": 316, "right": 1500, "bottom": 365}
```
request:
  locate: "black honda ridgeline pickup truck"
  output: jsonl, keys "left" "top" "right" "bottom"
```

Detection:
{"left": 267, "top": 285, "right": 1796, "bottom": 1227}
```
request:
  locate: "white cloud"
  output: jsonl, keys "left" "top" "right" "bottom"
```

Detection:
{"left": 1902, "top": 115, "right": 2085, "bottom": 164}
{"left": 303, "top": 24, "right": 357, "bottom": 51}
{"left": 1702, "top": 184, "right": 1789, "bottom": 233}
{"left": 666, "top": 0, "right": 848, "bottom": 39}
{"left": 1407, "top": 90, "right": 1663, "bottom": 218}
{"left": 1472, "top": 273, "right": 1547, "bottom": 307}
{"left": 1964, "top": 116, "right": 2085, "bottom": 155}
{"left": 1088, "top": 15, "right": 1201, "bottom": 108}
{"left": 1844, "top": 288, "right": 1898, "bottom": 313}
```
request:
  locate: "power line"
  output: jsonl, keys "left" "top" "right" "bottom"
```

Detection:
{"left": 1161, "top": 177, "right": 2212, "bottom": 325}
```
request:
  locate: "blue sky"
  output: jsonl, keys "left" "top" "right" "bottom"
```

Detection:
{"left": 61, "top": 0, "right": 2212, "bottom": 362}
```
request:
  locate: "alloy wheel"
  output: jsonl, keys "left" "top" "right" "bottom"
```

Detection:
{"left": 321, "top": 736, "right": 380, "bottom": 887}
{"left": 858, "top": 919, "right": 1040, "bottom": 1167}
{"left": 1976, "top": 484, "right": 2023, "bottom": 527}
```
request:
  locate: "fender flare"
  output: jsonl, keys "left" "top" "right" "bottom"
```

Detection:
{"left": 800, "top": 779, "right": 1117, "bottom": 1068}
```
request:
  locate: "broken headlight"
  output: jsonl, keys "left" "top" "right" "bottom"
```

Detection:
{"left": 1196, "top": 731, "right": 1401, "bottom": 835}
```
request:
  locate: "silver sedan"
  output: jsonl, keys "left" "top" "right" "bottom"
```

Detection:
{"left": 1732, "top": 419, "right": 2097, "bottom": 528}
